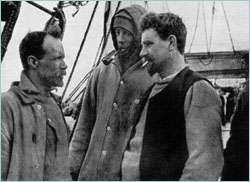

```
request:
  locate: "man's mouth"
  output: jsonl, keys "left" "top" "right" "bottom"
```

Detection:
{"left": 144, "top": 58, "right": 154, "bottom": 71}
{"left": 142, "top": 56, "right": 153, "bottom": 64}
{"left": 141, "top": 57, "right": 149, "bottom": 68}
{"left": 62, "top": 71, "right": 67, "bottom": 76}
{"left": 118, "top": 48, "right": 127, "bottom": 52}
{"left": 57, "top": 71, "right": 66, "bottom": 80}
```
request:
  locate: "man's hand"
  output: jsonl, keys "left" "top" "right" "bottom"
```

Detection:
{"left": 63, "top": 100, "right": 79, "bottom": 120}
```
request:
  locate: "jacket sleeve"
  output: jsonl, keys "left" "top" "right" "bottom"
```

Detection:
{"left": 180, "top": 80, "right": 224, "bottom": 180}
{"left": 69, "top": 69, "right": 98, "bottom": 180}
{"left": 1, "top": 93, "right": 14, "bottom": 180}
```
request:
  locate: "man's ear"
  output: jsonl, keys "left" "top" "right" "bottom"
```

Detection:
{"left": 27, "top": 55, "right": 39, "bottom": 69}
{"left": 167, "top": 34, "right": 177, "bottom": 52}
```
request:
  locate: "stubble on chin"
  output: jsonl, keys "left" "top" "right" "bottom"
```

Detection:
{"left": 146, "top": 61, "right": 156, "bottom": 76}
{"left": 38, "top": 72, "right": 63, "bottom": 88}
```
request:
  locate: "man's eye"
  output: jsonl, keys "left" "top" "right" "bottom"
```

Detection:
{"left": 124, "top": 31, "right": 129, "bottom": 36}
{"left": 115, "top": 30, "right": 120, "bottom": 35}
{"left": 51, "top": 57, "right": 62, "bottom": 61}
{"left": 144, "top": 42, "right": 152, "bottom": 47}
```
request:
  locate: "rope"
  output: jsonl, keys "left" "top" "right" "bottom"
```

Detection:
{"left": 65, "top": 70, "right": 93, "bottom": 103}
{"left": 64, "top": 2, "right": 120, "bottom": 103}
{"left": 164, "top": 1, "right": 170, "bottom": 12}
{"left": 144, "top": 1, "right": 149, "bottom": 10}
{"left": 103, "top": 1, "right": 111, "bottom": 37}
{"left": 208, "top": 0, "right": 216, "bottom": 52}
{"left": 200, "top": 2, "right": 216, "bottom": 67}
{"left": 68, "top": 36, "right": 103, "bottom": 100}
{"left": 72, "top": 87, "right": 86, "bottom": 102}
{"left": 202, "top": 2, "right": 209, "bottom": 53}
{"left": 64, "top": 27, "right": 104, "bottom": 103}
{"left": 62, "top": 1, "right": 99, "bottom": 100}
{"left": 188, "top": 2, "right": 200, "bottom": 53}
{"left": 64, "top": 1, "right": 121, "bottom": 103}
{"left": 1, "top": 2, "right": 21, "bottom": 61}
{"left": 96, "top": 1, "right": 121, "bottom": 66}
{"left": 221, "top": 2, "right": 235, "bottom": 52}
{"left": 199, "top": 57, "right": 213, "bottom": 66}
{"left": 92, "top": 35, "right": 104, "bottom": 68}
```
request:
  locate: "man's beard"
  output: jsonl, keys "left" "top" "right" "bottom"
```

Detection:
{"left": 38, "top": 70, "right": 64, "bottom": 88}
{"left": 143, "top": 56, "right": 157, "bottom": 76}
{"left": 146, "top": 61, "right": 157, "bottom": 76}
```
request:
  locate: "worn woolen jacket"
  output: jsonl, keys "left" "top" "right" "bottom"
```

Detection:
{"left": 69, "top": 59, "right": 153, "bottom": 180}
{"left": 69, "top": 5, "right": 154, "bottom": 180}
{"left": 1, "top": 72, "right": 71, "bottom": 180}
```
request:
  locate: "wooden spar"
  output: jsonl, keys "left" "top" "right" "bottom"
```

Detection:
{"left": 185, "top": 50, "right": 248, "bottom": 79}
{"left": 26, "top": 1, "right": 54, "bottom": 16}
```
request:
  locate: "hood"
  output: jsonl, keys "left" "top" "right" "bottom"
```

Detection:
{"left": 110, "top": 4, "right": 146, "bottom": 50}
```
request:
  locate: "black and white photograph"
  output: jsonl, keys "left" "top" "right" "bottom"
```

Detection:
{"left": 1, "top": 1, "right": 249, "bottom": 180}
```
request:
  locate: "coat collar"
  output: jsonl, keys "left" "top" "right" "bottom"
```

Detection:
{"left": 150, "top": 66, "right": 189, "bottom": 99}
{"left": 156, "top": 65, "right": 189, "bottom": 85}
{"left": 18, "top": 71, "right": 41, "bottom": 94}
{"left": 10, "top": 71, "right": 61, "bottom": 105}
{"left": 110, "top": 53, "right": 144, "bottom": 75}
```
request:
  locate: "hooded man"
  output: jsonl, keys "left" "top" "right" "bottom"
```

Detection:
{"left": 69, "top": 5, "right": 154, "bottom": 180}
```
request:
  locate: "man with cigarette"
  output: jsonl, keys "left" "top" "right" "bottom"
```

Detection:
{"left": 129, "top": 12, "right": 224, "bottom": 180}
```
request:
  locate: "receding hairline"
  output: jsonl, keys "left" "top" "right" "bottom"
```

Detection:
{"left": 42, "top": 34, "right": 62, "bottom": 50}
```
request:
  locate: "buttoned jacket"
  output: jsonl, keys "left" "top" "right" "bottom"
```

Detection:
{"left": 1, "top": 72, "right": 71, "bottom": 180}
{"left": 69, "top": 57, "right": 153, "bottom": 180}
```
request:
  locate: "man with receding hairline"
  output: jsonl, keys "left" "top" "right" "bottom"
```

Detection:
{"left": 1, "top": 31, "right": 71, "bottom": 180}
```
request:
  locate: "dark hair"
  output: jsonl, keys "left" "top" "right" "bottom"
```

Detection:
{"left": 140, "top": 12, "right": 187, "bottom": 54}
{"left": 19, "top": 31, "right": 59, "bottom": 70}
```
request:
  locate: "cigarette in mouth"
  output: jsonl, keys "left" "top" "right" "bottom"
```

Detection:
{"left": 141, "top": 57, "right": 149, "bottom": 68}
{"left": 142, "top": 60, "right": 149, "bottom": 68}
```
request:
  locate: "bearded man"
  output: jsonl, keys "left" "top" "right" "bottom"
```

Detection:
{"left": 1, "top": 31, "right": 71, "bottom": 180}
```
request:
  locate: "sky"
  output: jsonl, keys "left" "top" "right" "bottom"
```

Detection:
{"left": 1, "top": 1, "right": 249, "bottom": 100}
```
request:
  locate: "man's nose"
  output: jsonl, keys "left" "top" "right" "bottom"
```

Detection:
{"left": 60, "top": 60, "right": 67, "bottom": 70}
{"left": 140, "top": 46, "right": 147, "bottom": 58}
{"left": 117, "top": 33, "right": 125, "bottom": 43}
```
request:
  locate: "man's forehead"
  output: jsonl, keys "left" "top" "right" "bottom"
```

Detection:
{"left": 43, "top": 35, "right": 63, "bottom": 51}
{"left": 142, "top": 29, "right": 159, "bottom": 41}
{"left": 114, "top": 27, "right": 131, "bottom": 34}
